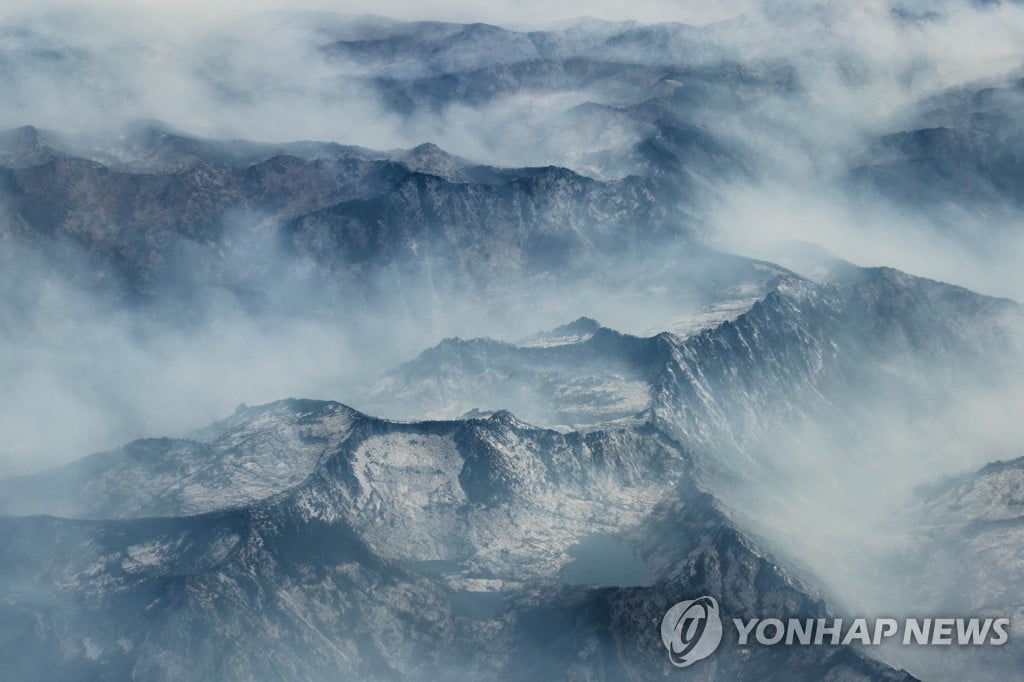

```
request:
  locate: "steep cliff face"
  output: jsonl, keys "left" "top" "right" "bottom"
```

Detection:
{"left": 651, "top": 266, "right": 1020, "bottom": 465}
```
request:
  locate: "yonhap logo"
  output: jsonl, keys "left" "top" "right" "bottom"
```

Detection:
{"left": 659, "top": 596, "right": 1011, "bottom": 669}
{"left": 660, "top": 596, "right": 724, "bottom": 667}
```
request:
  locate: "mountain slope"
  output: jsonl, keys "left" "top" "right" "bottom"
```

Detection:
{"left": 0, "top": 404, "right": 916, "bottom": 681}
{"left": 0, "top": 125, "right": 683, "bottom": 306}
{"left": 0, "top": 400, "right": 362, "bottom": 518}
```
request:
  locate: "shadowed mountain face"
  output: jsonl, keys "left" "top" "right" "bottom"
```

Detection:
{"left": 0, "top": 13, "right": 804, "bottom": 323}
{"left": 0, "top": 125, "right": 684, "bottom": 308}
{"left": 846, "top": 71, "right": 1024, "bottom": 295}
{"left": 852, "top": 76, "right": 1024, "bottom": 212}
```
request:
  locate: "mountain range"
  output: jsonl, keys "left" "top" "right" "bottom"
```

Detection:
{"left": 1, "top": 6, "right": 1023, "bottom": 681}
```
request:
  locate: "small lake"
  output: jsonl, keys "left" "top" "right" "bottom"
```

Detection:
{"left": 560, "top": 532, "right": 651, "bottom": 587}
{"left": 450, "top": 590, "right": 506, "bottom": 619}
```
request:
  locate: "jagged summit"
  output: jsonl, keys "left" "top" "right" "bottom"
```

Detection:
{"left": 0, "top": 124, "right": 41, "bottom": 148}
{"left": 0, "top": 124, "right": 61, "bottom": 167}
{"left": 518, "top": 315, "right": 603, "bottom": 347}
